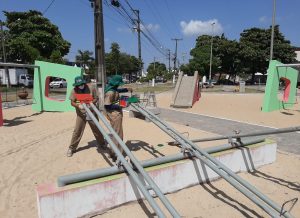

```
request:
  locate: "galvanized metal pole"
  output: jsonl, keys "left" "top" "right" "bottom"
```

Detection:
{"left": 209, "top": 22, "right": 215, "bottom": 85}
{"left": 133, "top": 104, "right": 292, "bottom": 218}
{"left": 83, "top": 104, "right": 166, "bottom": 218}
{"left": 89, "top": 103, "right": 181, "bottom": 218}
{"left": 270, "top": 0, "right": 276, "bottom": 61}
{"left": 0, "top": 21, "right": 10, "bottom": 88}
{"left": 57, "top": 137, "right": 264, "bottom": 186}
{"left": 170, "top": 126, "right": 300, "bottom": 144}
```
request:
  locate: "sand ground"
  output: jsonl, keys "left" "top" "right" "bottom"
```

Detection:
{"left": 157, "top": 92, "right": 300, "bottom": 128}
{"left": 0, "top": 92, "right": 299, "bottom": 218}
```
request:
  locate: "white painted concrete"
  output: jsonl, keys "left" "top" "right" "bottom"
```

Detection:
{"left": 37, "top": 141, "right": 276, "bottom": 218}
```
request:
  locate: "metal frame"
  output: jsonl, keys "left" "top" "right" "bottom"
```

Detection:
{"left": 0, "top": 62, "right": 43, "bottom": 110}
{"left": 169, "top": 126, "right": 300, "bottom": 145}
{"left": 276, "top": 63, "right": 300, "bottom": 68}
{"left": 132, "top": 103, "right": 293, "bottom": 218}
{"left": 57, "top": 137, "right": 264, "bottom": 186}
{"left": 83, "top": 103, "right": 180, "bottom": 218}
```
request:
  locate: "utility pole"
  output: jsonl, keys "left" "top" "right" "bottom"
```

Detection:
{"left": 133, "top": 10, "right": 142, "bottom": 78}
{"left": 270, "top": 0, "right": 276, "bottom": 61}
{"left": 209, "top": 22, "right": 215, "bottom": 85}
{"left": 167, "top": 49, "right": 171, "bottom": 73}
{"left": 182, "top": 52, "right": 187, "bottom": 64}
{"left": 90, "top": 0, "right": 106, "bottom": 105}
{"left": 171, "top": 38, "right": 182, "bottom": 73}
{"left": 0, "top": 20, "right": 10, "bottom": 88}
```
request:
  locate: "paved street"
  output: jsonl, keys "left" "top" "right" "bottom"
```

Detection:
{"left": 159, "top": 108, "right": 300, "bottom": 155}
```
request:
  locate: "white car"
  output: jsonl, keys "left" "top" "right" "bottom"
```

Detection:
{"left": 49, "top": 78, "right": 67, "bottom": 88}
{"left": 201, "top": 82, "right": 215, "bottom": 88}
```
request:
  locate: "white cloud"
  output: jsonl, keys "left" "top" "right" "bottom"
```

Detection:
{"left": 259, "top": 16, "right": 268, "bottom": 23}
{"left": 116, "top": 27, "right": 132, "bottom": 33}
{"left": 180, "top": 19, "right": 223, "bottom": 36}
{"left": 141, "top": 23, "right": 160, "bottom": 32}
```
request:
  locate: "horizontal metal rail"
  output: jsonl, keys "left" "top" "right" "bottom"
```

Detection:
{"left": 169, "top": 126, "right": 300, "bottom": 145}
{"left": 132, "top": 103, "right": 293, "bottom": 218}
{"left": 83, "top": 104, "right": 166, "bottom": 218}
{"left": 0, "top": 62, "right": 40, "bottom": 68}
{"left": 57, "top": 137, "right": 264, "bottom": 186}
{"left": 88, "top": 103, "right": 181, "bottom": 218}
{"left": 276, "top": 63, "right": 300, "bottom": 67}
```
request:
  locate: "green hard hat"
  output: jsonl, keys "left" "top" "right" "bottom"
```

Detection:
{"left": 73, "top": 76, "right": 86, "bottom": 87}
{"left": 108, "top": 75, "right": 124, "bottom": 87}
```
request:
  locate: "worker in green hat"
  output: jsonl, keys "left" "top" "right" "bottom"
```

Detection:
{"left": 104, "top": 75, "right": 132, "bottom": 161}
{"left": 67, "top": 76, "right": 105, "bottom": 157}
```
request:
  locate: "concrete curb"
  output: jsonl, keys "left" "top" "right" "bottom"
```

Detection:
{"left": 37, "top": 140, "right": 276, "bottom": 218}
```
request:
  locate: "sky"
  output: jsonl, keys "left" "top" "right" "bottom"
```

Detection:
{"left": 1, "top": 0, "right": 300, "bottom": 70}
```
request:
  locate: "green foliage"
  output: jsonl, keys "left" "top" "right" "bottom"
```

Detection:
{"left": 146, "top": 61, "right": 167, "bottom": 79}
{"left": 184, "top": 25, "right": 296, "bottom": 84}
{"left": 239, "top": 25, "right": 296, "bottom": 82}
{"left": 105, "top": 42, "right": 141, "bottom": 78}
{"left": 75, "top": 50, "right": 95, "bottom": 74}
{"left": 3, "top": 10, "right": 70, "bottom": 64}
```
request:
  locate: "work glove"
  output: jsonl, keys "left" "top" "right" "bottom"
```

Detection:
{"left": 78, "top": 104, "right": 84, "bottom": 110}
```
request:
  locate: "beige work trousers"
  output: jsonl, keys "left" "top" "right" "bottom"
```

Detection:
{"left": 69, "top": 112, "right": 105, "bottom": 150}
{"left": 105, "top": 109, "right": 124, "bottom": 155}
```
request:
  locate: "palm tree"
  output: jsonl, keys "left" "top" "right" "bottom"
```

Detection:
{"left": 75, "top": 50, "right": 95, "bottom": 74}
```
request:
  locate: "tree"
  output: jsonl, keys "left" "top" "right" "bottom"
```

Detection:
{"left": 75, "top": 50, "right": 95, "bottom": 74}
{"left": 105, "top": 42, "right": 120, "bottom": 75}
{"left": 239, "top": 25, "right": 296, "bottom": 83}
{"left": 3, "top": 10, "right": 70, "bottom": 63}
{"left": 215, "top": 34, "right": 241, "bottom": 82}
{"left": 187, "top": 35, "right": 221, "bottom": 77}
{"left": 105, "top": 42, "right": 140, "bottom": 81}
{"left": 146, "top": 61, "right": 167, "bottom": 79}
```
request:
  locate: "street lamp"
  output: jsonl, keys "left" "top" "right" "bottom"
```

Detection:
{"left": 209, "top": 22, "right": 215, "bottom": 85}
{"left": 269, "top": 0, "right": 276, "bottom": 61}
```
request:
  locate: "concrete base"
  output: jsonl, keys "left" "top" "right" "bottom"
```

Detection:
{"left": 37, "top": 140, "right": 277, "bottom": 218}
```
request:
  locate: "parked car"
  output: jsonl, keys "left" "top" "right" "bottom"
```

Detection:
{"left": 0, "top": 68, "right": 33, "bottom": 87}
{"left": 201, "top": 81, "right": 215, "bottom": 88}
{"left": 49, "top": 78, "right": 67, "bottom": 88}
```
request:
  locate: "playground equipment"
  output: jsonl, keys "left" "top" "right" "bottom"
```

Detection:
{"left": 171, "top": 71, "right": 200, "bottom": 108}
{"left": 53, "top": 98, "right": 298, "bottom": 217}
{"left": 32, "top": 60, "right": 82, "bottom": 112}
{"left": 84, "top": 102, "right": 180, "bottom": 217}
{"left": 0, "top": 61, "right": 82, "bottom": 112}
{"left": 262, "top": 60, "right": 299, "bottom": 112}
{"left": 57, "top": 137, "right": 265, "bottom": 187}
{"left": 131, "top": 103, "right": 294, "bottom": 218}
{"left": 0, "top": 89, "right": 3, "bottom": 126}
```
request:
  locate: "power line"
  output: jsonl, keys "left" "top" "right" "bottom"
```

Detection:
{"left": 43, "top": 0, "right": 56, "bottom": 15}
{"left": 105, "top": 0, "right": 169, "bottom": 58}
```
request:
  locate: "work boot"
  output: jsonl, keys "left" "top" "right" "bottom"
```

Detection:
{"left": 66, "top": 148, "right": 75, "bottom": 157}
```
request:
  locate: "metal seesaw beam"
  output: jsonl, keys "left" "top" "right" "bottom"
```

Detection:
{"left": 83, "top": 104, "right": 166, "bottom": 218}
{"left": 169, "top": 126, "right": 300, "bottom": 145}
{"left": 85, "top": 103, "right": 181, "bottom": 218}
{"left": 57, "top": 137, "right": 264, "bottom": 186}
{"left": 132, "top": 103, "right": 293, "bottom": 218}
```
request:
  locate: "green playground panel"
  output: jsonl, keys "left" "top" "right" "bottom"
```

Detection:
{"left": 32, "top": 60, "right": 82, "bottom": 112}
{"left": 262, "top": 60, "right": 298, "bottom": 112}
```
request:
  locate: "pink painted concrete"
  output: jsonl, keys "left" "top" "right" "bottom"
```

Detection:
{"left": 37, "top": 141, "right": 277, "bottom": 218}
